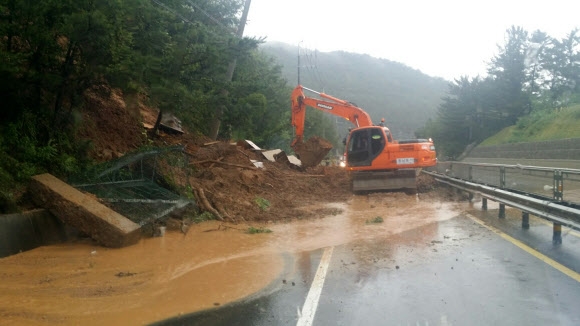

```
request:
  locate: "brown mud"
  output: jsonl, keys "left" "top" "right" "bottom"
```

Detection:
{"left": 0, "top": 189, "right": 466, "bottom": 326}
{"left": 0, "top": 87, "right": 465, "bottom": 325}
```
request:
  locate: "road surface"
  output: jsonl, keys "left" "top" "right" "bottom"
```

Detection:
{"left": 2, "top": 191, "right": 579, "bottom": 325}
{"left": 156, "top": 196, "right": 580, "bottom": 326}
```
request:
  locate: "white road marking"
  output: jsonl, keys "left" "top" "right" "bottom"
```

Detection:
{"left": 296, "top": 246, "right": 334, "bottom": 326}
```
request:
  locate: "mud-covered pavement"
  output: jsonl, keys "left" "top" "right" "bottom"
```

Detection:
{"left": 2, "top": 192, "right": 580, "bottom": 326}
{"left": 0, "top": 191, "right": 452, "bottom": 325}
{"left": 159, "top": 198, "right": 580, "bottom": 326}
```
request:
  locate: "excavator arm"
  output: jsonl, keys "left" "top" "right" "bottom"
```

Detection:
{"left": 291, "top": 85, "right": 373, "bottom": 146}
{"left": 290, "top": 85, "right": 374, "bottom": 167}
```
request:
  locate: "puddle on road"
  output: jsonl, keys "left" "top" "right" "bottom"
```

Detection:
{"left": 268, "top": 193, "right": 461, "bottom": 251}
{"left": 0, "top": 226, "right": 283, "bottom": 326}
{"left": 0, "top": 192, "right": 464, "bottom": 325}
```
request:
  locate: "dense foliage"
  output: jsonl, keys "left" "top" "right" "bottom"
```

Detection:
{"left": 418, "top": 26, "right": 580, "bottom": 158}
{"left": 0, "top": 0, "right": 296, "bottom": 211}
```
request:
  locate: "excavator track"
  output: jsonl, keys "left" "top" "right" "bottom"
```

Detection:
{"left": 351, "top": 169, "right": 418, "bottom": 192}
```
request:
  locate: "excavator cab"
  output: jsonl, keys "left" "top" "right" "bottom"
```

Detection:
{"left": 346, "top": 127, "right": 387, "bottom": 166}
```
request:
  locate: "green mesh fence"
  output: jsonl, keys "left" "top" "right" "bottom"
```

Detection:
{"left": 70, "top": 146, "right": 195, "bottom": 226}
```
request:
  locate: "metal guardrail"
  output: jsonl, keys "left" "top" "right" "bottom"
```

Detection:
{"left": 425, "top": 162, "right": 580, "bottom": 244}
{"left": 432, "top": 161, "right": 580, "bottom": 203}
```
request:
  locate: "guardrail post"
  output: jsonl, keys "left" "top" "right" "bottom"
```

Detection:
{"left": 499, "top": 204, "right": 505, "bottom": 219}
{"left": 499, "top": 166, "right": 506, "bottom": 189}
{"left": 553, "top": 223, "right": 562, "bottom": 245}
{"left": 522, "top": 212, "right": 529, "bottom": 229}
{"left": 482, "top": 198, "right": 487, "bottom": 210}
{"left": 553, "top": 170, "right": 563, "bottom": 201}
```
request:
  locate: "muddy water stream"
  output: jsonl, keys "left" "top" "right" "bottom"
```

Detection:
{"left": 0, "top": 193, "right": 463, "bottom": 325}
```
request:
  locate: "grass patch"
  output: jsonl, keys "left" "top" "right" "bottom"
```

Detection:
{"left": 480, "top": 104, "right": 580, "bottom": 146}
{"left": 246, "top": 226, "right": 273, "bottom": 234}
{"left": 254, "top": 197, "right": 271, "bottom": 211}
{"left": 192, "top": 211, "right": 215, "bottom": 224}
{"left": 366, "top": 216, "right": 384, "bottom": 224}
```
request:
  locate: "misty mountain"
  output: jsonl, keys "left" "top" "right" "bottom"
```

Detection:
{"left": 260, "top": 41, "right": 449, "bottom": 139}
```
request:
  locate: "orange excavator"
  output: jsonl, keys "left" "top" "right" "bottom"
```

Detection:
{"left": 291, "top": 85, "right": 437, "bottom": 191}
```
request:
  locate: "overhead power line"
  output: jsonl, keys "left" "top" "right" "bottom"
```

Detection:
{"left": 150, "top": 0, "right": 194, "bottom": 24}
{"left": 186, "top": 0, "right": 238, "bottom": 35}
{"left": 150, "top": 0, "right": 241, "bottom": 37}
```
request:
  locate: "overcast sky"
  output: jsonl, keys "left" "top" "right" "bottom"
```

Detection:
{"left": 244, "top": 0, "right": 579, "bottom": 81}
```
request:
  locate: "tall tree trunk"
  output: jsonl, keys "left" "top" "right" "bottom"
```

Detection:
{"left": 209, "top": 0, "right": 251, "bottom": 140}
{"left": 53, "top": 42, "right": 76, "bottom": 128}
{"left": 153, "top": 109, "right": 163, "bottom": 135}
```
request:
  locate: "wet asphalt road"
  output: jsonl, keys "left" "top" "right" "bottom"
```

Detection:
{"left": 155, "top": 205, "right": 580, "bottom": 326}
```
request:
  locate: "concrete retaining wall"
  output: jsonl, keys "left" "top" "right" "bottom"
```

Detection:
{"left": 29, "top": 173, "right": 142, "bottom": 248}
{"left": 467, "top": 138, "right": 580, "bottom": 160}
{"left": 0, "top": 209, "right": 73, "bottom": 258}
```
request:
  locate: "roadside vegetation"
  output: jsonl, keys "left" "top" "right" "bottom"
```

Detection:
{"left": 480, "top": 104, "right": 580, "bottom": 146}
{"left": 365, "top": 216, "right": 384, "bottom": 224}
{"left": 417, "top": 27, "right": 580, "bottom": 158}
{"left": 246, "top": 226, "right": 272, "bottom": 234}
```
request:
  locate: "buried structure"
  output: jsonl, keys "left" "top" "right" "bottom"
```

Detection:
{"left": 27, "top": 146, "right": 196, "bottom": 249}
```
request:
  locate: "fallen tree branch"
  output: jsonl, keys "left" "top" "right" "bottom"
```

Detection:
{"left": 192, "top": 185, "right": 224, "bottom": 221}
{"left": 190, "top": 160, "right": 258, "bottom": 170}
{"left": 214, "top": 201, "right": 239, "bottom": 223}
{"left": 282, "top": 173, "right": 325, "bottom": 177}
{"left": 218, "top": 223, "right": 248, "bottom": 231}
{"left": 203, "top": 223, "right": 246, "bottom": 232}
{"left": 237, "top": 148, "right": 250, "bottom": 158}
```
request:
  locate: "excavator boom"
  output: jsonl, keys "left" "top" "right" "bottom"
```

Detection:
{"left": 291, "top": 85, "right": 373, "bottom": 167}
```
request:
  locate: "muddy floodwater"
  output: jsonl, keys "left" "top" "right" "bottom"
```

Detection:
{"left": 0, "top": 192, "right": 464, "bottom": 325}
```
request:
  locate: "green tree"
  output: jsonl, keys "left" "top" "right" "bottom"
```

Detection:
{"left": 223, "top": 50, "right": 291, "bottom": 148}
{"left": 543, "top": 29, "right": 580, "bottom": 107}
{"left": 525, "top": 30, "right": 552, "bottom": 97}
{"left": 487, "top": 26, "right": 530, "bottom": 123}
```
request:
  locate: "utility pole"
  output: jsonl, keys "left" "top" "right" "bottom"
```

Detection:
{"left": 209, "top": 0, "right": 252, "bottom": 140}
{"left": 297, "top": 41, "right": 302, "bottom": 85}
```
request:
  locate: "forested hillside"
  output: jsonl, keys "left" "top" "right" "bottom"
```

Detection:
{"left": 0, "top": 0, "right": 294, "bottom": 212}
{"left": 260, "top": 42, "right": 449, "bottom": 139}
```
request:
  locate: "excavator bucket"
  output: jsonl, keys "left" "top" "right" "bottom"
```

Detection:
{"left": 292, "top": 136, "right": 333, "bottom": 168}
{"left": 351, "top": 169, "right": 418, "bottom": 192}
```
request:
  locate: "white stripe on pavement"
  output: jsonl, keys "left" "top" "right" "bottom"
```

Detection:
{"left": 296, "top": 246, "right": 334, "bottom": 326}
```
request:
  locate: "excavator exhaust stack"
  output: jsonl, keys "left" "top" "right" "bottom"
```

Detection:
{"left": 292, "top": 136, "right": 333, "bottom": 168}
{"left": 351, "top": 169, "right": 418, "bottom": 192}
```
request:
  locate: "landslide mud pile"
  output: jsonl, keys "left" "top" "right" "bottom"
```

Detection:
{"left": 175, "top": 141, "right": 352, "bottom": 223}
{"left": 73, "top": 87, "right": 438, "bottom": 225}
